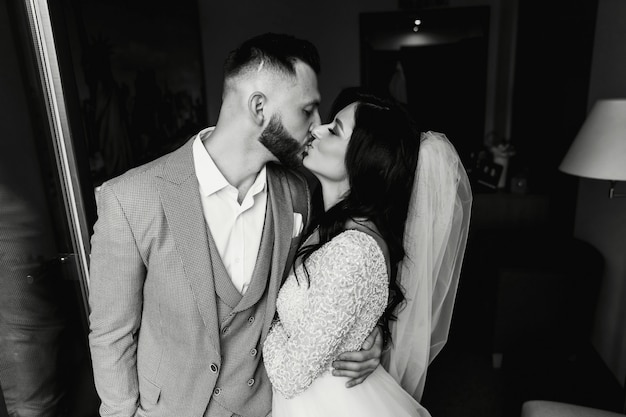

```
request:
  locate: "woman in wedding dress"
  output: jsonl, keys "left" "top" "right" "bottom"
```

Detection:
{"left": 263, "top": 94, "right": 472, "bottom": 417}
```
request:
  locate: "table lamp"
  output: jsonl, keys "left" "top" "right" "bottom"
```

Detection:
{"left": 559, "top": 99, "right": 626, "bottom": 198}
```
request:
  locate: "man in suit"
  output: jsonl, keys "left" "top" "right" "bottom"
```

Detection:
{"left": 88, "top": 33, "right": 382, "bottom": 417}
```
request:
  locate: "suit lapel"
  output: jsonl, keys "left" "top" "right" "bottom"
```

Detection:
{"left": 155, "top": 141, "right": 300, "bottom": 348}
{"left": 156, "top": 137, "right": 221, "bottom": 356}
{"left": 261, "top": 166, "right": 295, "bottom": 340}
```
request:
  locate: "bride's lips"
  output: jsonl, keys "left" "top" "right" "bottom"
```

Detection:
{"left": 302, "top": 136, "right": 315, "bottom": 157}
{"left": 300, "top": 144, "right": 311, "bottom": 159}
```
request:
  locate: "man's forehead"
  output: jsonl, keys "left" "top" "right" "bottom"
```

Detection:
{"left": 274, "top": 70, "right": 319, "bottom": 106}
{"left": 294, "top": 63, "right": 320, "bottom": 99}
{"left": 294, "top": 60, "right": 318, "bottom": 83}
{"left": 294, "top": 89, "right": 321, "bottom": 109}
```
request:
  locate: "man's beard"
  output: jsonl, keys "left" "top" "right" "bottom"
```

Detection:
{"left": 259, "top": 115, "right": 305, "bottom": 169}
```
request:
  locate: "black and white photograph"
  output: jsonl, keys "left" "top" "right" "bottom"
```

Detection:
{"left": 1, "top": 0, "right": 625, "bottom": 416}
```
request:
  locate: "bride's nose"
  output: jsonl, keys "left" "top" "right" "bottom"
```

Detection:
{"left": 310, "top": 123, "right": 327, "bottom": 139}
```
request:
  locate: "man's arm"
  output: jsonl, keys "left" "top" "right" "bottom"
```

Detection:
{"left": 88, "top": 183, "right": 146, "bottom": 416}
{"left": 331, "top": 326, "right": 383, "bottom": 388}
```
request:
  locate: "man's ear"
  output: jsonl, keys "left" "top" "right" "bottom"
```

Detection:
{"left": 248, "top": 91, "right": 266, "bottom": 126}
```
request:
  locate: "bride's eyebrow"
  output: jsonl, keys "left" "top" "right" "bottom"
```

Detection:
{"left": 335, "top": 118, "right": 344, "bottom": 134}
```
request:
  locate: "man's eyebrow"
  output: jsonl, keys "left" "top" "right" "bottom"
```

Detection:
{"left": 304, "top": 99, "right": 320, "bottom": 108}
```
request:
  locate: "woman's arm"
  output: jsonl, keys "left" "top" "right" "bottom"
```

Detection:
{"left": 263, "top": 232, "right": 386, "bottom": 398}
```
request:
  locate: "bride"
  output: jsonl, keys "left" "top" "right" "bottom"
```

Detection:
{"left": 263, "top": 94, "right": 472, "bottom": 416}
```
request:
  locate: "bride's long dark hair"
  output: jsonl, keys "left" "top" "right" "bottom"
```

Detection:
{"left": 296, "top": 94, "right": 420, "bottom": 344}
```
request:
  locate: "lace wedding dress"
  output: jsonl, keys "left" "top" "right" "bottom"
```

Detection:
{"left": 263, "top": 230, "right": 430, "bottom": 417}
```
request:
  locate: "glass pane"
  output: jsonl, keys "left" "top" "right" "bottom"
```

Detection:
{"left": 1, "top": 0, "right": 207, "bottom": 414}
{"left": 1, "top": 0, "right": 98, "bottom": 415}
{"left": 51, "top": 0, "right": 207, "bottom": 187}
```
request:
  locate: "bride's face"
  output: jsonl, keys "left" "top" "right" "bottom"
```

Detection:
{"left": 303, "top": 102, "right": 357, "bottom": 182}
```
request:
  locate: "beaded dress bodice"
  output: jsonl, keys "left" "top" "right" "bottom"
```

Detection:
{"left": 263, "top": 230, "right": 388, "bottom": 399}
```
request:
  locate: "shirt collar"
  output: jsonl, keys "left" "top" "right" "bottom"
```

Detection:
{"left": 192, "top": 127, "right": 267, "bottom": 199}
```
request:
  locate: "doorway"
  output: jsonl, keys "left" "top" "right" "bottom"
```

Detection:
{"left": 360, "top": 7, "right": 490, "bottom": 164}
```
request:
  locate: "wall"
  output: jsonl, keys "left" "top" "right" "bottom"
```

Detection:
{"left": 198, "top": 0, "right": 395, "bottom": 124}
{"left": 447, "top": 0, "right": 517, "bottom": 142}
{"left": 197, "top": 0, "right": 516, "bottom": 135}
{"left": 575, "top": 0, "right": 626, "bottom": 385}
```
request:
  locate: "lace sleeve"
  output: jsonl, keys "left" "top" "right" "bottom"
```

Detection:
{"left": 263, "top": 231, "right": 387, "bottom": 399}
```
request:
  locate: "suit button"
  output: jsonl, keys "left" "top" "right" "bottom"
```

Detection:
{"left": 247, "top": 378, "right": 255, "bottom": 386}
{"left": 210, "top": 363, "right": 219, "bottom": 373}
{"left": 250, "top": 348, "right": 257, "bottom": 356}
{"left": 222, "top": 326, "right": 229, "bottom": 334}
{"left": 248, "top": 316, "right": 255, "bottom": 324}
{"left": 213, "top": 387, "right": 221, "bottom": 396}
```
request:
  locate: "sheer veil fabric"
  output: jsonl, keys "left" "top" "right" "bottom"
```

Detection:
{"left": 382, "top": 131, "right": 473, "bottom": 401}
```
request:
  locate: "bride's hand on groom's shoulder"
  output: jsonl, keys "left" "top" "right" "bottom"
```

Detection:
{"left": 331, "top": 326, "right": 383, "bottom": 388}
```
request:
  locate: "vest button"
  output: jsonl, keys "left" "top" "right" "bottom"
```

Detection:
{"left": 250, "top": 348, "right": 257, "bottom": 356}
{"left": 248, "top": 316, "right": 255, "bottom": 324}
{"left": 210, "top": 363, "right": 219, "bottom": 373}
{"left": 247, "top": 378, "right": 255, "bottom": 386}
{"left": 222, "top": 326, "right": 229, "bottom": 334}
{"left": 213, "top": 387, "right": 221, "bottom": 396}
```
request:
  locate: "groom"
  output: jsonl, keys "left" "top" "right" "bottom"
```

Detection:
{"left": 88, "top": 33, "right": 382, "bottom": 417}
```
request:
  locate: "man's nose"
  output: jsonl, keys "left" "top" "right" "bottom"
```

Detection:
{"left": 311, "top": 109, "right": 321, "bottom": 127}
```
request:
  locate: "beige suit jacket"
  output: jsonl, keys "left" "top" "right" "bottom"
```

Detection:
{"left": 88, "top": 137, "right": 309, "bottom": 416}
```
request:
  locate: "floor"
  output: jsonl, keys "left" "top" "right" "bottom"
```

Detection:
{"left": 1, "top": 335, "right": 623, "bottom": 417}
{"left": 1, "top": 273, "right": 623, "bottom": 417}
{"left": 421, "top": 339, "right": 624, "bottom": 417}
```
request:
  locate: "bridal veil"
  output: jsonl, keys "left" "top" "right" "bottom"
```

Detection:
{"left": 382, "top": 131, "right": 473, "bottom": 401}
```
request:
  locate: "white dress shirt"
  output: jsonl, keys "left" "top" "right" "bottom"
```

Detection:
{"left": 192, "top": 129, "right": 267, "bottom": 295}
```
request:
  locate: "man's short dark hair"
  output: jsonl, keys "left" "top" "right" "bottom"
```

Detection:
{"left": 223, "top": 33, "right": 321, "bottom": 81}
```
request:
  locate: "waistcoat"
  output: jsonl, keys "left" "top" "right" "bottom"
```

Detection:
{"left": 204, "top": 202, "right": 275, "bottom": 417}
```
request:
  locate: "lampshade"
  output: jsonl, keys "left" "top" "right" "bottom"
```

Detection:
{"left": 559, "top": 99, "right": 626, "bottom": 181}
